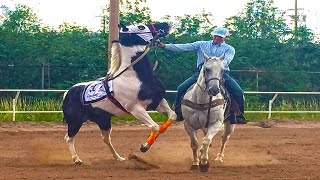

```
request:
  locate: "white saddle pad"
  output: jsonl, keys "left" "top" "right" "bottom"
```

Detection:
{"left": 82, "top": 79, "right": 113, "bottom": 105}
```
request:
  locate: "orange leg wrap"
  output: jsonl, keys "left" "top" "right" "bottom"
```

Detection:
{"left": 146, "top": 131, "right": 158, "bottom": 145}
{"left": 159, "top": 119, "right": 173, "bottom": 134}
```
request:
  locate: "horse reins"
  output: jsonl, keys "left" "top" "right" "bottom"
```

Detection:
{"left": 106, "top": 46, "right": 151, "bottom": 81}
{"left": 106, "top": 24, "right": 166, "bottom": 81}
{"left": 206, "top": 96, "right": 213, "bottom": 128}
{"left": 188, "top": 67, "right": 226, "bottom": 128}
{"left": 102, "top": 25, "right": 165, "bottom": 113}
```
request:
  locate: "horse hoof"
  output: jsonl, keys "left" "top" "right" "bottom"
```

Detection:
{"left": 215, "top": 157, "right": 223, "bottom": 163}
{"left": 74, "top": 160, "right": 83, "bottom": 166}
{"left": 199, "top": 162, "right": 210, "bottom": 173}
{"left": 190, "top": 165, "right": 199, "bottom": 170}
{"left": 115, "top": 156, "right": 126, "bottom": 161}
{"left": 140, "top": 143, "right": 151, "bottom": 153}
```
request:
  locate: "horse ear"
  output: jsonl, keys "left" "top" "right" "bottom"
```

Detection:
{"left": 219, "top": 55, "right": 224, "bottom": 61}
{"left": 119, "top": 23, "right": 129, "bottom": 32}
{"left": 203, "top": 53, "right": 210, "bottom": 61}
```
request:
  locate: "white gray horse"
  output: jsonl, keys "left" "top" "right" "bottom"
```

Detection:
{"left": 182, "top": 54, "right": 235, "bottom": 172}
{"left": 62, "top": 22, "right": 176, "bottom": 165}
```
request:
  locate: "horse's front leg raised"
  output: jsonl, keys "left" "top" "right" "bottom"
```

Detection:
{"left": 215, "top": 121, "right": 235, "bottom": 162}
{"left": 127, "top": 105, "right": 160, "bottom": 152}
{"left": 199, "top": 121, "right": 223, "bottom": 172}
{"left": 156, "top": 99, "right": 176, "bottom": 134}
{"left": 140, "top": 99, "right": 176, "bottom": 152}
{"left": 101, "top": 128, "right": 125, "bottom": 161}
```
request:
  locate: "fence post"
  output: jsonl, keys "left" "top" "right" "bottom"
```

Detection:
{"left": 12, "top": 91, "right": 20, "bottom": 121}
{"left": 268, "top": 93, "right": 278, "bottom": 119}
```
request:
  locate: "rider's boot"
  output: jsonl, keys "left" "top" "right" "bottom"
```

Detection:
{"left": 235, "top": 114, "right": 247, "bottom": 124}
{"left": 228, "top": 112, "right": 247, "bottom": 125}
{"left": 236, "top": 103, "right": 247, "bottom": 124}
{"left": 174, "top": 105, "right": 184, "bottom": 122}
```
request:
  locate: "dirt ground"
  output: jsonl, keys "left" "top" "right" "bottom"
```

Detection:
{"left": 1, "top": 120, "right": 320, "bottom": 180}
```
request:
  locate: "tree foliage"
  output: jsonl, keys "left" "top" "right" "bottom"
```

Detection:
{"left": 225, "top": 0, "right": 290, "bottom": 42}
{"left": 0, "top": 0, "right": 319, "bottom": 93}
{"left": 118, "top": 0, "right": 152, "bottom": 24}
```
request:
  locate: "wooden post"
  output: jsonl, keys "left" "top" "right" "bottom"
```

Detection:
{"left": 294, "top": 0, "right": 298, "bottom": 38}
{"left": 108, "top": 0, "right": 120, "bottom": 68}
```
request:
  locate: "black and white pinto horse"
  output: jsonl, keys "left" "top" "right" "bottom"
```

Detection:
{"left": 181, "top": 54, "right": 235, "bottom": 172}
{"left": 62, "top": 22, "right": 176, "bottom": 165}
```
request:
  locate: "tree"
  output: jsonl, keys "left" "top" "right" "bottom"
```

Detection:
{"left": 119, "top": 0, "right": 152, "bottom": 25}
{"left": 169, "top": 11, "right": 215, "bottom": 37}
{"left": 225, "top": 0, "right": 290, "bottom": 42}
{"left": 0, "top": 4, "right": 41, "bottom": 33}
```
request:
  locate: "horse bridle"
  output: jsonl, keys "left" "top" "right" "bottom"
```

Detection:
{"left": 198, "top": 66, "right": 223, "bottom": 92}
{"left": 106, "top": 25, "right": 166, "bottom": 81}
{"left": 197, "top": 61, "right": 225, "bottom": 128}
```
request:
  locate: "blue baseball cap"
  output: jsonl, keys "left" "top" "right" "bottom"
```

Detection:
{"left": 211, "top": 27, "right": 229, "bottom": 38}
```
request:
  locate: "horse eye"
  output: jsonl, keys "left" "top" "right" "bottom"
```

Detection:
{"left": 137, "top": 25, "right": 145, "bottom": 30}
{"left": 203, "top": 68, "right": 211, "bottom": 75}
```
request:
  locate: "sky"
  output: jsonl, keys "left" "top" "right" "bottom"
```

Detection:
{"left": 1, "top": 0, "right": 319, "bottom": 35}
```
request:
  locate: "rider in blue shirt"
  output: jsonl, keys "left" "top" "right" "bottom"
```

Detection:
{"left": 158, "top": 27, "right": 247, "bottom": 124}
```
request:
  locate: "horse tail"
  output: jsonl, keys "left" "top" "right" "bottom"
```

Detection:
{"left": 107, "top": 42, "right": 122, "bottom": 77}
{"left": 62, "top": 90, "right": 69, "bottom": 124}
{"left": 62, "top": 90, "right": 68, "bottom": 101}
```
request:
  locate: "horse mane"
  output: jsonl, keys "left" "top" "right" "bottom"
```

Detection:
{"left": 107, "top": 42, "right": 122, "bottom": 77}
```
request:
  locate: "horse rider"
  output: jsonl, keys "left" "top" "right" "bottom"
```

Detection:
{"left": 157, "top": 27, "right": 247, "bottom": 124}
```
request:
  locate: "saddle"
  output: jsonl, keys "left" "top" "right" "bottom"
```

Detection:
{"left": 81, "top": 79, "right": 110, "bottom": 105}
{"left": 80, "top": 78, "right": 129, "bottom": 113}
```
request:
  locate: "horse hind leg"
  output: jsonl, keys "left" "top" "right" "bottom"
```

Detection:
{"left": 101, "top": 128, "right": 125, "bottom": 161}
{"left": 64, "top": 123, "right": 83, "bottom": 165}
{"left": 89, "top": 107, "right": 125, "bottom": 161}
{"left": 215, "top": 121, "right": 235, "bottom": 162}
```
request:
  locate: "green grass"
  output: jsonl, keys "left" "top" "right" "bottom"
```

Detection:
{"left": 0, "top": 97, "right": 169, "bottom": 122}
{"left": 0, "top": 97, "right": 319, "bottom": 122}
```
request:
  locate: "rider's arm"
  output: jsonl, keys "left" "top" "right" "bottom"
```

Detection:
{"left": 163, "top": 42, "right": 201, "bottom": 52}
{"left": 223, "top": 46, "right": 235, "bottom": 69}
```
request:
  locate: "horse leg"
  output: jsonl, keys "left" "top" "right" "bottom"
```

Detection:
{"left": 127, "top": 105, "right": 159, "bottom": 152}
{"left": 100, "top": 128, "right": 125, "bottom": 161}
{"left": 140, "top": 99, "right": 175, "bottom": 152}
{"left": 89, "top": 106, "right": 125, "bottom": 161}
{"left": 184, "top": 120, "right": 200, "bottom": 170}
{"left": 156, "top": 99, "right": 176, "bottom": 135}
{"left": 215, "top": 121, "right": 235, "bottom": 162}
{"left": 64, "top": 123, "right": 83, "bottom": 165}
{"left": 199, "top": 121, "right": 223, "bottom": 172}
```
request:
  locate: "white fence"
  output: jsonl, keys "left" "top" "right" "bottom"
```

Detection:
{"left": 0, "top": 89, "right": 320, "bottom": 121}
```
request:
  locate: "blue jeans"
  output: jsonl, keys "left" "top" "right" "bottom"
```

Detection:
{"left": 174, "top": 70, "right": 245, "bottom": 115}
{"left": 223, "top": 71, "right": 245, "bottom": 114}
{"left": 174, "top": 71, "right": 200, "bottom": 113}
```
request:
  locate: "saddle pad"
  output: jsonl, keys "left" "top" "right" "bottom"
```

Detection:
{"left": 82, "top": 79, "right": 113, "bottom": 105}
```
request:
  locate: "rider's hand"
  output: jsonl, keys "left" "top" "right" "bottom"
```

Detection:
{"left": 157, "top": 43, "right": 166, "bottom": 49}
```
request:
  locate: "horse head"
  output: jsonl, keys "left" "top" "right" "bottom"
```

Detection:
{"left": 200, "top": 53, "right": 224, "bottom": 96}
{"left": 118, "top": 22, "right": 170, "bottom": 47}
{"left": 108, "top": 22, "right": 170, "bottom": 77}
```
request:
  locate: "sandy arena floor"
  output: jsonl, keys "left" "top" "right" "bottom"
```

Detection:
{"left": 1, "top": 120, "right": 320, "bottom": 180}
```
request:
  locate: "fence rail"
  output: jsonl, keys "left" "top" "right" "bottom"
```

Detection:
{"left": 1, "top": 89, "right": 320, "bottom": 121}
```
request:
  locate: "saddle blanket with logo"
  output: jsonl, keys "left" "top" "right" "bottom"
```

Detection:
{"left": 82, "top": 79, "right": 113, "bottom": 105}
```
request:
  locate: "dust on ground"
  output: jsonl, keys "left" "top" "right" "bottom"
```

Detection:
{"left": 0, "top": 120, "right": 320, "bottom": 179}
